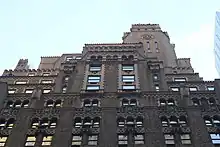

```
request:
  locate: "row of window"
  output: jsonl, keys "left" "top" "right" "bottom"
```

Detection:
{"left": 170, "top": 86, "right": 215, "bottom": 92}
{"left": 160, "top": 116, "right": 187, "bottom": 127}
{"left": 74, "top": 117, "right": 100, "bottom": 128}
{"left": 89, "top": 55, "right": 135, "bottom": 61}
{"left": 88, "top": 64, "right": 134, "bottom": 72}
{"left": 117, "top": 116, "right": 143, "bottom": 127}
{"left": 27, "top": 73, "right": 51, "bottom": 77}
{"left": 14, "top": 80, "right": 54, "bottom": 85}
{"left": 8, "top": 88, "right": 52, "bottom": 94}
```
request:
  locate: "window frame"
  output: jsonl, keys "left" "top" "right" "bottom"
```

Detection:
{"left": 72, "top": 135, "right": 82, "bottom": 146}
{"left": 88, "top": 75, "right": 101, "bottom": 83}
{"left": 86, "top": 85, "right": 100, "bottom": 91}
{"left": 24, "top": 136, "right": 36, "bottom": 147}
{"left": 122, "top": 65, "right": 134, "bottom": 71}
{"left": 210, "top": 133, "right": 220, "bottom": 144}
{"left": 88, "top": 135, "right": 98, "bottom": 145}
{"left": 89, "top": 65, "right": 101, "bottom": 72}
{"left": 180, "top": 134, "right": 191, "bottom": 144}
{"left": 122, "top": 75, "right": 135, "bottom": 83}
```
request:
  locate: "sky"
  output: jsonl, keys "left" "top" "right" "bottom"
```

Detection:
{"left": 0, "top": 0, "right": 220, "bottom": 81}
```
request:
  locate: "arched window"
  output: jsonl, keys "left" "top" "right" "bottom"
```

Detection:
{"left": 122, "top": 99, "right": 129, "bottom": 106}
{"left": 0, "top": 118, "right": 6, "bottom": 128}
{"left": 92, "top": 99, "right": 99, "bottom": 107}
{"left": 22, "top": 100, "right": 29, "bottom": 108}
{"left": 6, "top": 118, "right": 15, "bottom": 129}
{"left": 128, "top": 55, "right": 134, "bottom": 61}
{"left": 192, "top": 98, "right": 200, "bottom": 106}
{"left": 113, "top": 55, "right": 118, "bottom": 60}
{"left": 179, "top": 116, "right": 187, "bottom": 127}
{"left": 50, "top": 118, "right": 57, "bottom": 128}
{"left": 169, "top": 116, "right": 178, "bottom": 127}
{"left": 126, "top": 117, "right": 134, "bottom": 126}
{"left": 6, "top": 101, "right": 13, "bottom": 108}
{"left": 84, "top": 99, "right": 91, "bottom": 107}
{"left": 130, "top": 99, "right": 137, "bottom": 106}
{"left": 208, "top": 98, "right": 216, "bottom": 105}
{"left": 64, "top": 75, "right": 69, "bottom": 82}
{"left": 159, "top": 99, "right": 166, "bottom": 106}
{"left": 93, "top": 117, "right": 100, "bottom": 128}
{"left": 55, "top": 99, "right": 62, "bottom": 107}
{"left": 213, "top": 115, "right": 220, "bottom": 126}
{"left": 106, "top": 55, "right": 111, "bottom": 60}
{"left": 204, "top": 116, "right": 212, "bottom": 126}
{"left": 97, "top": 56, "right": 102, "bottom": 61}
{"left": 74, "top": 117, "right": 82, "bottom": 128}
{"left": 122, "top": 55, "right": 127, "bottom": 61}
{"left": 161, "top": 116, "right": 169, "bottom": 127}
{"left": 41, "top": 118, "right": 49, "bottom": 128}
{"left": 136, "top": 116, "right": 143, "bottom": 127}
{"left": 46, "top": 100, "right": 54, "bottom": 107}
{"left": 167, "top": 99, "right": 175, "bottom": 106}
{"left": 31, "top": 118, "right": 39, "bottom": 129}
{"left": 117, "top": 117, "right": 125, "bottom": 127}
{"left": 90, "top": 56, "right": 96, "bottom": 60}
{"left": 14, "top": 100, "right": 22, "bottom": 108}
{"left": 83, "top": 117, "right": 92, "bottom": 127}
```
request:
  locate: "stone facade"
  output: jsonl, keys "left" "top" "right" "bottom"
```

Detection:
{"left": 0, "top": 24, "right": 219, "bottom": 147}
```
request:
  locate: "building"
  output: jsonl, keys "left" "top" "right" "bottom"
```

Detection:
{"left": 215, "top": 11, "right": 220, "bottom": 76}
{"left": 0, "top": 23, "right": 220, "bottom": 147}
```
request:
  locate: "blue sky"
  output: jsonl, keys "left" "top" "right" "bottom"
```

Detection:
{"left": 0, "top": 0, "right": 219, "bottom": 80}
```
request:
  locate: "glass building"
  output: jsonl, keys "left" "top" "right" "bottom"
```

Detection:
{"left": 215, "top": 11, "right": 220, "bottom": 76}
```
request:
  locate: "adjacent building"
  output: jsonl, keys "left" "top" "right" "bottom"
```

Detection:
{"left": 215, "top": 11, "right": 220, "bottom": 76}
{"left": 0, "top": 24, "right": 220, "bottom": 147}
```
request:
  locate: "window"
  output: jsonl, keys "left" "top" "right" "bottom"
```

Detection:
{"left": 14, "top": 100, "right": 22, "bottom": 107}
{"left": 180, "top": 134, "right": 191, "bottom": 144}
{"left": 161, "top": 117, "right": 168, "bottom": 127}
{"left": 64, "top": 76, "right": 69, "bottom": 82}
{"left": 43, "top": 89, "right": 51, "bottom": 93}
{"left": 8, "top": 89, "right": 16, "bottom": 94}
{"left": 88, "top": 76, "right": 101, "bottom": 83}
{"left": 0, "top": 119, "right": 6, "bottom": 129}
{"left": 153, "top": 74, "right": 158, "bottom": 81}
{"left": 62, "top": 86, "right": 67, "bottom": 93}
{"left": 41, "top": 80, "right": 53, "bottom": 84}
{"left": 130, "top": 99, "right": 137, "bottom": 106}
{"left": 31, "top": 118, "right": 39, "bottom": 129}
{"left": 75, "top": 56, "right": 81, "bottom": 60}
{"left": 88, "top": 135, "right": 98, "bottom": 145}
{"left": 50, "top": 118, "right": 57, "bottom": 128}
{"left": 210, "top": 133, "right": 220, "bottom": 144}
{"left": 122, "top": 65, "right": 134, "bottom": 71}
{"left": 189, "top": 87, "right": 198, "bottom": 91}
{"left": 118, "top": 134, "right": 128, "bottom": 145}
{"left": 179, "top": 116, "right": 187, "bottom": 127}
{"left": 122, "top": 85, "right": 135, "bottom": 90}
{"left": 72, "top": 135, "right": 82, "bottom": 146}
{"left": 25, "top": 136, "right": 36, "bottom": 147}
{"left": 213, "top": 115, "right": 220, "bottom": 127}
{"left": 6, "top": 118, "right": 15, "bottom": 129}
{"left": 117, "top": 117, "right": 125, "bottom": 127}
{"left": 155, "top": 42, "right": 158, "bottom": 48}
{"left": 15, "top": 81, "right": 27, "bottom": 84}
{"left": 207, "top": 86, "right": 215, "bottom": 91}
{"left": 28, "top": 73, "right": 35, "bottom": 76}
{"left": 174, "top": 78, "right": 186, "bottom": 82}
{"left": 86, "top": 85, "right": 100, "bottom": 91}
{"left": 6, "top": 101, "right": 13, "bottom": 108}
{"left": 42, "top": 73, "right": 50, "bottom": 76}
{"left": 42, "top": 135, "right": 53, "bottom": 146}
{"left": 89, "top": 65, "right": 101, "bottom": 72}
{"left": 170, "top": 87, "right": 179, "bottom": 91}
{"left": 167, "top": 99, "right": 175, "bottom": 106}
{"left": 74, "top": 117, "right": 82, "bottom": 128}
{"left": 46, "top": 100, "right": 54, "bottom": 107}
{"left": 204, "top": 116, "right": 212, "bottom": 126}
{"left": 192, "top": 98, "right": 200, "bottom": 106}
{"left": 209, "top": 98, "right": 216, "bottom": 105}
{"left": 164, "top": 134, "right": 175, "bottom": 145}
{"left": 93, "top": 117, "right": 100, "bottom": 128}
{"left": 0, "top": 136, "right": 7, "bottom": 147}
{"left": 147, "top": 42, "right": 150, "bottom": 49}
{"left": 122, "top": 75, "right": 135, "bottom": 83}
{"left": 134, "top": 134, "right": 144, "bottom": 144}
{"left": 159, "top": 99, "right": 166, "bottom": 106}
{"left": 92, "top": 99, "right": 99, "bottom": 107}
{"left": 25, "top": 89, "right": 34, "bottom": 94}
{"left": 66, "top": 57, "right": 73, "bottom": 62}
{"left": 55, "top": 100, "right": 62, "bottom": 107}
{"left": 155, "top": 84, "right": 160, "bottom": 91}
{"left": 136, "top": 117, "right": 143, "bottom": 127}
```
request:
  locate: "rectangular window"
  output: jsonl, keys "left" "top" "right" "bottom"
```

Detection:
{"left": 170, "top": 87, "right": 179, "bottom": 92}
{"left": 134, "top": 134, "right": 144, "bottom": 144}
{"left": 180, "top": 134, "right": 191, "bottom": 144}
{"left": 118, "top": 134, "right": 128, "bottom": 145}
{"left": 28, "top": 73, "right": 35, "bottom": 76}
{"left": 207, "top": 86, "right": 215, "bottom": 91}
{"left": 153, "top": 74, "right": 159, "bottom": 81}
{"left": 42, "top": 135, "right": 53, "bottom": 146}
{"left": 122, "top": 65, "right": 134, "bottom": 71}
{"left": 155, "top": 84, "right": 160, "bottom": 91}
{"left": 0, "top": 136, "right": 8, "bottom": 147}
{"left": 72, "top": 135, "right": 82, "bottom": 146}
{"left": 155, "top": 42, "right": 158, "bottom": 48}
{"left": 89, "top": 65, "right": 101, "bottom": 72}
{"left": 66, "top": 57, "right": 73, "bottom": 62}
{"left": 75, "top": 57, "right": 81, "bottom": 60}
{"left": 15, "top": 81, "right": 27, "bottom": 84}
{"left": 25, "top": 89, "right": 34, "bottom": 94}
{"left": 189, "top": 87, "right": 198, "bottom": 91}
{"left": 147, "top": 42, "right": 150, "bottom": 49}
{"left": 88, "top": 76, "right": 101, "bottom": 83}
{"left": 25, "top": 136, "right": 36, "bottom": 147}
{"left": 41, "top": 80, "right": 53, "bottom": 84}
{"left": 42, "top": 73, "right": 50, "bottom": 76}
{"left": 86, "top": 85, "right": 100, "bottom": 91}
{"left": 210, "top": 134, "right": 220, "bottom": 144}
{"left": 122, "top": 85, "right": 135, "bottom": 90}
{"left": 8, "top": 89, "right": 16, "bottom": 94}
{"left": 43, "top": 89, "right": 51, "bottom": 94}
{"left": 164, "top": 134, "right": 175, "bottom": 145}
{"left": 88, "top": 135, "right": 98, "bottom": 145}
{"left": 122, "top": 75, "right": 135, "bottom": 82}
{"left": 174, "top": 78, "right": 186, "bottom": 82}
